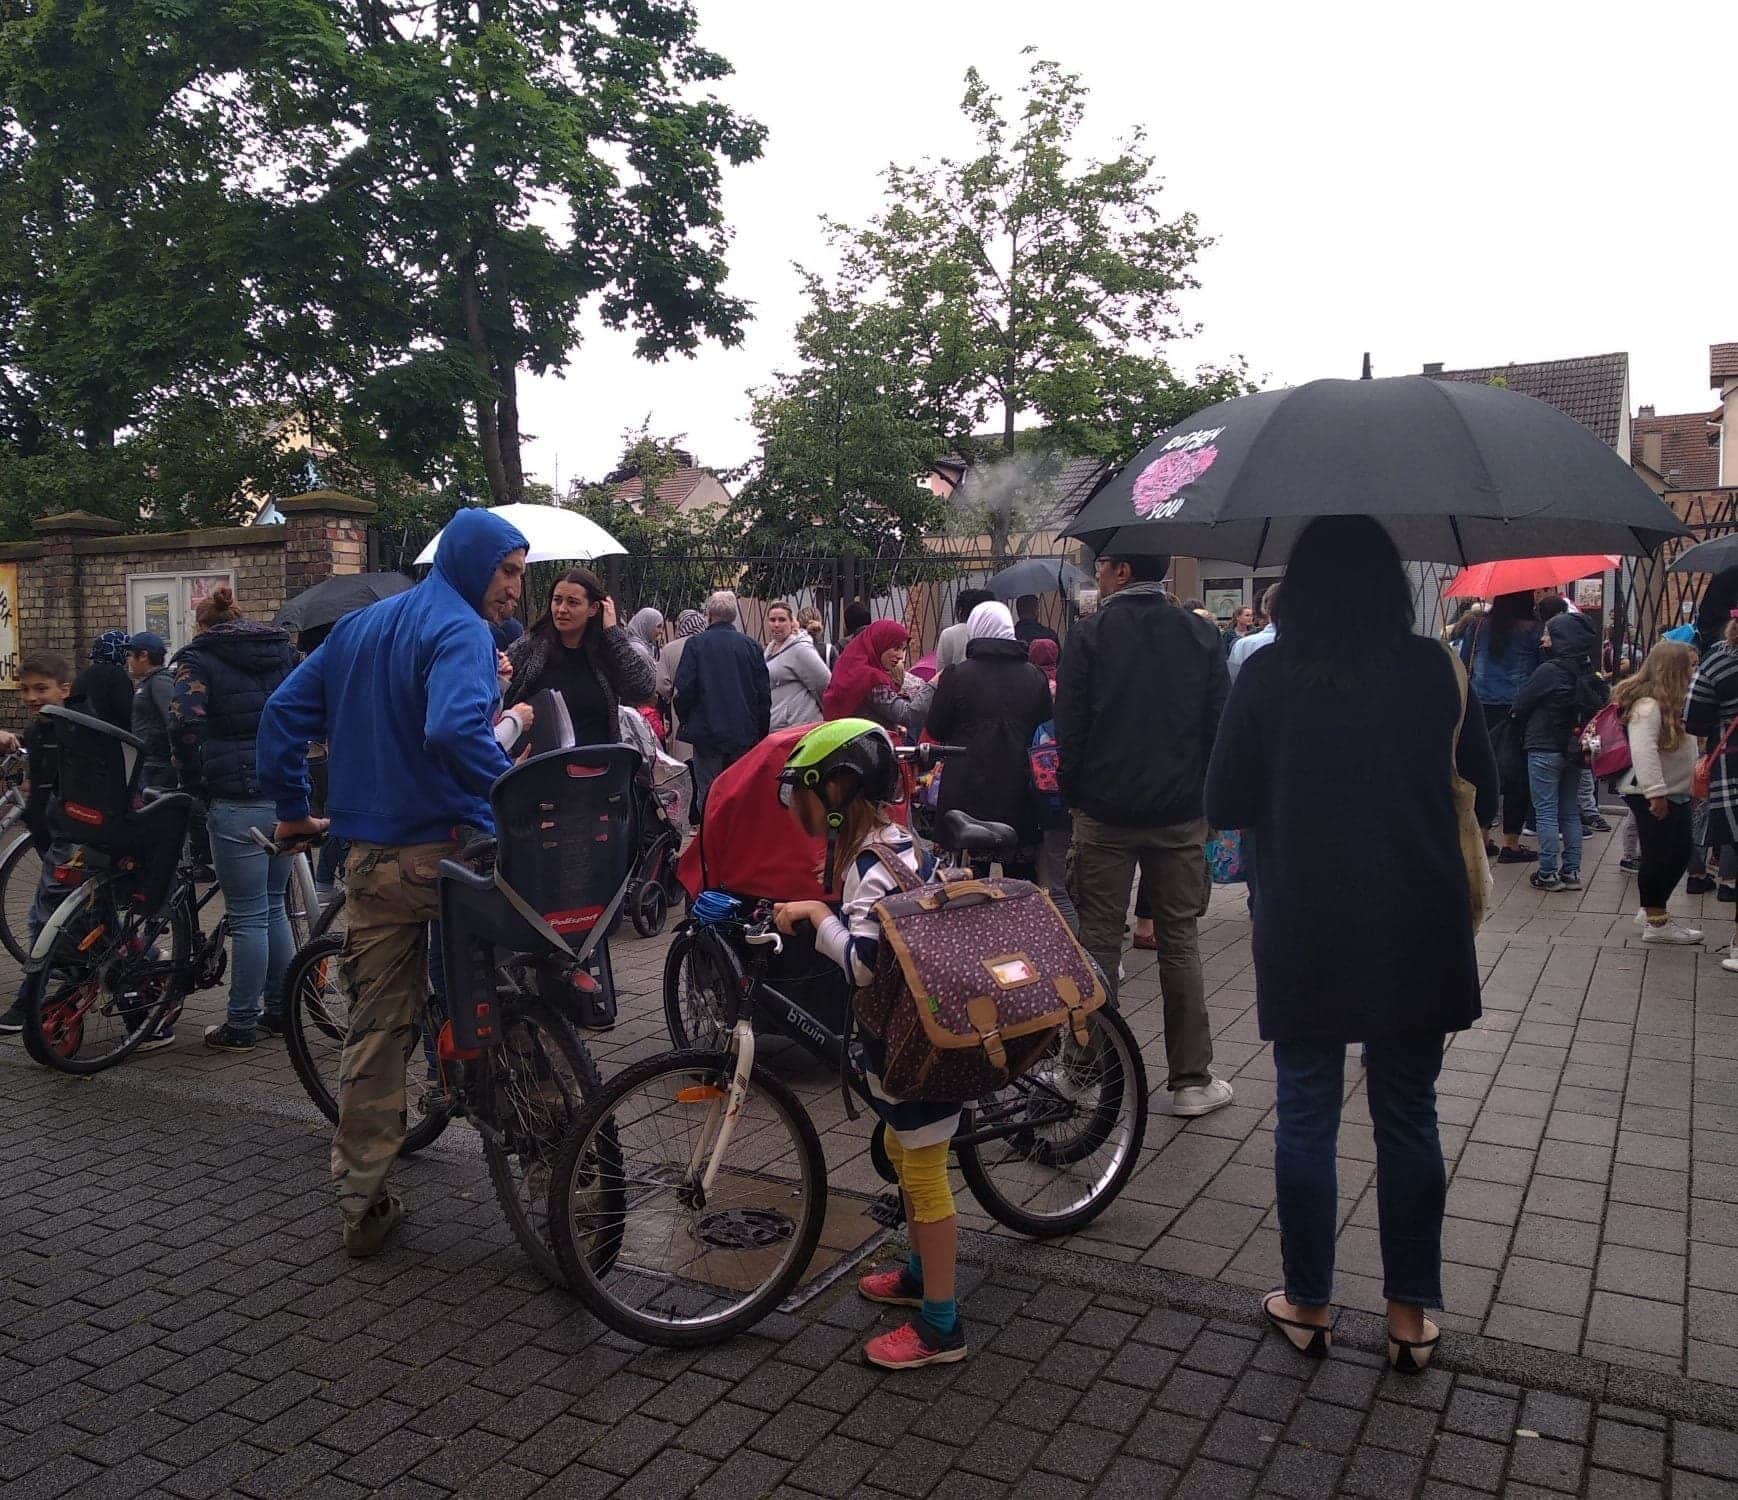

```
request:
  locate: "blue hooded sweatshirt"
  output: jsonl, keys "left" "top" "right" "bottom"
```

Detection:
{"left": 256, "top": 508, "right": 529, "bottom": 844}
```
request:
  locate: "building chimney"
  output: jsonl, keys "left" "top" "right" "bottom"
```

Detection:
{"left": 1642, "top": 431, "right": 1663, "bottom": 475}
{"left": 1638, "top": 404, "right": 1655, "bottom": 418}
{"left": 1422, "top": 362, "right": 1444, "bottom": 376}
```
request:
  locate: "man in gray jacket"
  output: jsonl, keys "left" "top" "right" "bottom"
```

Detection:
{"left": 764, "top": 601, "right": 831, "bottom": 729}
{"left": 126, "top": 631, "right": 176, "bottom": 789}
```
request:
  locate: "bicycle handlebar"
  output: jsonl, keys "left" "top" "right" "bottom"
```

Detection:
{"left": 897, "top": 742, "right": 966, "bottom": 772}
{"left": 247, "top": 827, "right": 325, "bottom": 858}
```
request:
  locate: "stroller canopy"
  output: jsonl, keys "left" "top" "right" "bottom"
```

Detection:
{"left": 677, "top": 727, "right": 832, "bottom": 902}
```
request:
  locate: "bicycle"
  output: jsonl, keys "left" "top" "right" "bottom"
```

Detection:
{"left": 548, "top": 793, "right": 1150, "bottom": 1347}
{"left": 277, "top": 744, "right": 638, "bottom": 1284}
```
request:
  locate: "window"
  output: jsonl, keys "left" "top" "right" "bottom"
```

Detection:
{"left": 127, "top": 571, "right": 234, "bottom": 656}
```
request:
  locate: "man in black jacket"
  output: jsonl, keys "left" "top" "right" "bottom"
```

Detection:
{"left": 673, "top": 590, "right": 771, "bottom": 814}
{"left": 1056, "top": 550, "right": 1233, "bottom": 1118}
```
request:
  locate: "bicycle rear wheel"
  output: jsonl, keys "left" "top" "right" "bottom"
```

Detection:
{"left": 22, "top": 882, "right": 189, "bottom": 1075}
{"left": 480, "top": 995, "right": 604, "bottom": 1285}
{"left": 955, "top": 1004, "right": 1148, "bottom": 1238}
{"left": 0, "top": 833, "right": 39, "bottom": 965}
{"left": 281, "top": 934, "right": 451, "bottom": 1154}
{"left": 549, "top": 1048, "right": 827, "bottom": 1347}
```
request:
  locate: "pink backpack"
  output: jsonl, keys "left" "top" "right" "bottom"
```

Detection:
{"left": 1580, "top": 699, "right": 1631, "bottom": 779}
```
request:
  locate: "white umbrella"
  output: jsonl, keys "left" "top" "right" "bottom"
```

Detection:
{"left": 413, "top": 503, "right": 628, "bottom": 566}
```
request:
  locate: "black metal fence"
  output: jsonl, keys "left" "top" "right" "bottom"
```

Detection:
{"left": 370, "top": 522, "right": 1080, "bottom": 653}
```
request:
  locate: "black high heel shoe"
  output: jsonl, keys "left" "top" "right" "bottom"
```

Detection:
{"left": 1262, "top": 1291, "right": 1331, "bottom": 1360}
{"left": 1387, "top": 1317, "right": 1440, "bottom": 1375}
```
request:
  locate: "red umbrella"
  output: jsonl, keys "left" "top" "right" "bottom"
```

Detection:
{"left": 1443, "top": 554, "right": 1620, "bottom": 599}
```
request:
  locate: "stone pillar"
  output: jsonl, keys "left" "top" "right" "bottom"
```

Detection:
{"left": 32, "top": 510, "right": 125, "bottom": 668}
{"left": 277, "top": 491, "right": 378, "bottom": 595}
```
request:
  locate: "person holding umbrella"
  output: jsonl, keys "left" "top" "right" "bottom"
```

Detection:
{"left": 1207, "top": 515, "right": 1499, "bottom": 1374}
{"left": 1469, "top": 593, "right": 1542, "bottom": 862}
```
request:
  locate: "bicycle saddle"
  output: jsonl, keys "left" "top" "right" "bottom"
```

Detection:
{"left": 939, "top": 809, "right": 1017, "bottom": 853}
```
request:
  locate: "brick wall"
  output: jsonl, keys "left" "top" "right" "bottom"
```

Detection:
{"left": 0, "top": 494, "right": 375, "bottom": 734}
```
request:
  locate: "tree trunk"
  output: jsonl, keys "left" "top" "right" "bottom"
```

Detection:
{"left": 495, "top": 357, "right": 525, "bottom": 505}
{"left": 459, "top": 255, "right": 510, "bottom": 506}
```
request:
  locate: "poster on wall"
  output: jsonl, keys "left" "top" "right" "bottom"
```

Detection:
{"left": 0, "top": 563, "right": 16, "bottom": 690}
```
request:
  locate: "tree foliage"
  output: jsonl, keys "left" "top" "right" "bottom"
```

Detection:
{"left": 0, "top": 0, "right": 763, "bottom": 538}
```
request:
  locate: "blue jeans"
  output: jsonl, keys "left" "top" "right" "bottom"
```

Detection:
{"left": 209, "top": 799, "right": 292, "bottom": 1032}
{"left": 15, "top": 840, "right": 76, "bottom": 1007}
{"left": 1274, "top": 1034, "right": 1447, "bottom": 1308}
{"left": 1527, "top": 751, "right": 1584, "bottom": 878}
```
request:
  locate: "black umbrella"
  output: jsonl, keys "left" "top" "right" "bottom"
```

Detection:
{"left": 1065, "top": 376, "right": 1688, "bottom": 565}
{"left": 987, "top": 557, "right": 1089, "bottom": 598}
{"left": 1667, "top": 536, "right": 1738, "bottom": 575}
{"left": 274, "top": 572, "right": 413, "bottom": 634}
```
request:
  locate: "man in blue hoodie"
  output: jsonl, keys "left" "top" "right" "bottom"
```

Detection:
{"left": 257, "top": 508, "right": 528, "bottom": 1257}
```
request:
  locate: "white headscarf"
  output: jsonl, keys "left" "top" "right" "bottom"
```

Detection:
{"left": 966, "top": 601, "right": 1017, "bottom": 642}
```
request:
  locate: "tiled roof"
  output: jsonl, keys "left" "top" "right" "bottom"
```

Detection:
{"left": 1712, "top": 343, "right": 1738, "bottom": 384}
{"left": 1632, "top": 409, "right": 1721, "bottom": 490}
{"left": 951, "top": 451, "right": 1112, "bottom": 532}
{"left": 1427, "top": 352, "right": 1628, "bottom": 448}
{"left": 611, "top": 466, "right": 720, "bottom": 512}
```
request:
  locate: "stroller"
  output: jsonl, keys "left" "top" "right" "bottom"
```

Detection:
{"left": 617, "top": 707, "right": 691, "bottom": 937}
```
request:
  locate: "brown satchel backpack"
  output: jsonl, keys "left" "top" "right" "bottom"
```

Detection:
{"left": 854, "top": 842, "right": 1107, "bottom": 1103}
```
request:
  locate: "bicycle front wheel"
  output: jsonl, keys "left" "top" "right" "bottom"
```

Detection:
{"left": 955, "top": 1004, "right": 1149, "bottom": 1238}
{"left": 0, "top": 833, "right": 39, "bottom": 965}
{"left": 281, "top": 934, "right": 451, "bottom": 1154}
{"left": 549, "top": 1048, "right": 828, "bottom": 1347}
{"left": 480, "top": 996, "right": 604, "bottom": 1285}
{"left": 23, "top": 883, "right": 189, "bottom": 1075}
{"left": 661, "top": 929, "right": 732, "bottom": 1051}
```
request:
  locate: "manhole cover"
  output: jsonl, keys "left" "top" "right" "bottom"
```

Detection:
{"left": 694, "top": 1207, "right": 797, "bottom": 1251}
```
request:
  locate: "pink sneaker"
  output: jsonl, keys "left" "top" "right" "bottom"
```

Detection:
{"left": 857, "top": 1268, "right": 922, "bottom": 1307}
{"left": 863, "top": 1317, "right": 967, "bottom": 1370}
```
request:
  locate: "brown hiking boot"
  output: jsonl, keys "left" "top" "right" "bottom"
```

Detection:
{"left": 343, "top": 1195, "right": 405, "bottom": 1259}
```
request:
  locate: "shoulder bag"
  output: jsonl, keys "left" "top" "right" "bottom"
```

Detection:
{"left": 1445, "top": 645, "right": 1494, "bottom": 932}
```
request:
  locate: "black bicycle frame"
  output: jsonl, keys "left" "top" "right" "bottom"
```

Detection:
{"left": 693, "top": 921, "right": 1078, "bottom": 1151}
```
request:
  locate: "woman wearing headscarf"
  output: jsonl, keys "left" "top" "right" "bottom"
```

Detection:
{"left": 1028, "top": 637, "right": 1059, "bottom": 691}
{"left": 925, "top": 602, "right": 1053, "bottom": 878}
{"left": 656, "top": 609, "right": 708, "bottom": 761}
{"left": 624, "top": 607, "right": 664, "bottom": 668}
{"left": 821, "top": 618, "right": 932, "bottom": 737}
{"left": 75, "top": 630, "right": 137, "bottom": 730}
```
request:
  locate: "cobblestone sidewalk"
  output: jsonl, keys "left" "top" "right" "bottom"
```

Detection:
{"left": 5, "top": 1021, "right": 1738, "bottom": 1499}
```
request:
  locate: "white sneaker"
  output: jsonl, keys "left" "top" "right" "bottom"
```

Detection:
{"left": 1640, "top": 920, "right": 1704, "bottom": 945}
{"left": 1634, "top": 908, "right": 1647, "bottom": 931}
{"left": 1724, "top": 945, "right": 1738, "bottom": 974}
{"left": 1172, "top": 1076, "right": 1235, "bottom": 1118}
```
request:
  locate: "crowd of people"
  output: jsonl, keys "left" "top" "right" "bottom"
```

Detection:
{"left": 15, "top": 514, "right": 1738, "bottom": 1377}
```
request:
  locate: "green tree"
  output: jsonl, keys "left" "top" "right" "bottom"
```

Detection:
{"left": 732, "top": 274, "right": 948, "bottom": 589}
{"left": 821, "top": 51, "right": 1251, "bottom": 554}
{"left": 307, "top": 0, "right": 765, "bottom": 507}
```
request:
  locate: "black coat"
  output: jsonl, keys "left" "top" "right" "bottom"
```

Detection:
{"left": 673, "top": 622, "right": 772, "bottom": 757}
{"left": 171, "top": 621, "right": 297, "bottom": 799}
{"left": 925, "top": 638, "right": 1053, "bottom": 845}
{"left": 1055, "top": 588, "right": 1230, "bottom": 827}
{"left": 1512, "top": 655, "right": 1607, "bottom": 755}
{"left": 72, "top": 661, "right": 135, "bottom": 732}
{"left": 1205, "top": 636, "right": 1499, "bottom": 1044}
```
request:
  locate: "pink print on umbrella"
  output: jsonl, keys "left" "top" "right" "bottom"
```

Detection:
{"left": 1132, "top": 444, "right": 1218, "bottom": 517}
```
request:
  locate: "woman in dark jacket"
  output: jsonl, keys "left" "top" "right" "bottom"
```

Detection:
{"left": 504, "top": 567, "right": 655, "bottom": 748}
{"left": 1511, "top": 611, "right": 1607, "bottom": 892}
{"left": 924, "top": 602, "right": 1053, "bottom": 875}
{"left": 1468, "top": 591, "right": 1542, "bottom": 863}
{"left": 1206, "top": 516, "right": 1498, "bottom": 1378}
{"left": 170, "top": 587, "right": 298, "bottom": 1050}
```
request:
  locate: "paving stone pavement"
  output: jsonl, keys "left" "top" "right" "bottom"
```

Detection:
{"left": 5, "top": 812, "right": 1738, "bottom": 1494}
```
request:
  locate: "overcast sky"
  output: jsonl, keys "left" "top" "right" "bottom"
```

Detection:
{"left": 518, "top": 0, "right": 1736, "bottom": 489}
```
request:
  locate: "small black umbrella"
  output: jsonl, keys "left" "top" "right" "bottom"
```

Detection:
{"left": 274, "top": 572, "right": 413, "bottom": 634}
{"left": 987, "top": 558, "right": 1089, "bottom": 598}
{"left": 1065, "top": 376, "right": 1688, "bottom": 565}
{"left": 1667, "top": 536, "right": 1738, "bottom": 575}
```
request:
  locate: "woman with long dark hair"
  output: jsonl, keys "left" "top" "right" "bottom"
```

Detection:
{"left": 504, "top": 567, "right": 655, "bottom": 745}
{"left": 1206, "top": 516, "right": 1498, "bottom": 1375}
{"left": 1469, "top": 590, "right": 1542, "bottom": 862}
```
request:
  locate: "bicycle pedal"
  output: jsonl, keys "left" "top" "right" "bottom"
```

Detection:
{"left": 867, "top": 1191, "right": 906, "bottom": 1229}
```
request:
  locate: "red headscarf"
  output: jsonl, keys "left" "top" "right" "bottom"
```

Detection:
{"left": 1028, "top": 637, "right": 1059, "bottom": 689}
{"left": 822, "top": 619, "right": 910, "bottom": 720}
